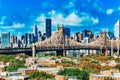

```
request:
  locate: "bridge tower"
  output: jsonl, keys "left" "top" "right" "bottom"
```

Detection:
{"left": 62, "top": 24, "right": 66, "bottom": 56}
{"left": 56, "top": 24, "right": 66, "bottom": 56}
{"left": 104, "top": 31, "right": 109, "bottom": 57}
{"left": 32, "top": 43, "right": 36, "bottom": 57}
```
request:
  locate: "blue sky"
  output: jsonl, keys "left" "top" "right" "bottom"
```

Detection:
{"left": 0, "top": 0, "right": 120, "bottom": 37}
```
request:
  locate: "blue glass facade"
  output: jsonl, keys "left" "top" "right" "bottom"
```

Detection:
{"left": 1, "top": 32, "right": 10, "bottom": 48}
{"left": 46, "top": 19, "right": 51, "bottom": 38}
{"left": 64, "top": 28, "right": 70, "bottom": 37}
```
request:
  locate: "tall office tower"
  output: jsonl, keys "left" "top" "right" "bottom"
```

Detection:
{"left": 78, "top": 33, "right": 83, "bottom": 42}
{"left": 18, "top": 39, "right": 22, "bottom": 48}
{"left": 46, "top": 19, "right": 51, "bottom": 38}
{"left": 64, "top": 28, "right": 70, "bottom": 37}
{"left": 21, "top": 35, "right": 24, "bottom": 47}
{"left": 73, "top": 32, "right": 83, "bottom": 42}
{"left": 1, "top": 32, "right": 10, "bottom": 48}
{"left": 21, "top": 33, "right": 34, "bottom": 47}
{"left": 33, "top": 24, "right": 38, "bottom": 42}
{"left": 82, "top": 30, "right": 93, "bottom": 40}
{"left": 41, "top": 33, "right": 46, "bottom": 41}
{"left": 28, "top": 34, "right": 34, "bottom": 44}
{"left": 24, "top": 33, "right": 28, "bottom": 47}
{"left": 114, "top": 20, "right": 120, "bottom": 39}
{"left": 10, "top": 35, "right": 17, "bottom": 44}
{"left": 74, "top": 32, "right": 79, "bottom": 41}
{"left": 38, "top": 31, "right": 42, "bottom": 42}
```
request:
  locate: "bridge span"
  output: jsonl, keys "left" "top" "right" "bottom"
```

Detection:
{"left": 0, "top": 27, "right": 120, "bottom": 57}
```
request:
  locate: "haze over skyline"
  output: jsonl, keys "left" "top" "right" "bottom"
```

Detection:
{"left": 0, "top": 0, "right": 120, "bottom": 37}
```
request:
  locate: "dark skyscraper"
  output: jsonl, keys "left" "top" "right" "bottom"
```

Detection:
{"left": 33, "top": 24, "right": 38, "bottom": 42}
{"left": 64, "top": 28, "right": 70, "bottom": 37}
{"left": 46, "top": 19, "right": 51, "bottom": 38}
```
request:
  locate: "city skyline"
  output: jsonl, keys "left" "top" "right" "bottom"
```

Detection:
{"left": 0, "top": 0, "right": 120, "bottom": 37}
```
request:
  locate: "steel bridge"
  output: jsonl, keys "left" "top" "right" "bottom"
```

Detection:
{"left": 0, "top": 27, "right": 120, "bottom": 56}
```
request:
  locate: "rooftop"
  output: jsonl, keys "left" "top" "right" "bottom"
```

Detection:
{"left": 6, "top": 75, "right": 28, "bottom": 79}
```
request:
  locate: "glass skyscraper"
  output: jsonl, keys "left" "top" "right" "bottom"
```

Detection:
{"left": 64, "top": 28, "right": 70, "bottom": 37}
{"left": 46, "top": 19, "right": 51, "bottom": 38}
{"left": 33, "top": 24, "right": 38, "bottom": 42}
{"left": 1, "top": 32, "right": 10, "bottom": 48}
{"left": 114, "top": 20, "right": 120, "bottom": 39}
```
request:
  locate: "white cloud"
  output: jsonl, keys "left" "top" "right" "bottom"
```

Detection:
{"left": 1, "top": 22, "right": 25, "bottom": 29}
{"left": 118, "top": 6, "right": 120, "bottom": 10}
{"left": 93, "top": 0, "right": 104, "bottom": 13}
{"left": 0, "top": 16, "right": 6, "bottom": 25}
{"left": 18, "top": 32, "right": 22, "bottom": 35}
{"left": 34, "top": 10, "right": 99, "bottom": 33}
{"left": 64, "top": 1, "right": 75, "bottom": 9}
{"left": 8, "top": 29, "right": 15, "bottom": 32}
{"left": 67, "top": 1, "right": 75, "bottom": 8}
{"left": 48, "top": 10, "right": 56, "bottom": 16}
{"left": 65, "top": 13, "right": 81, "bottom": 25}
{"left": 35, "top": 14, "right": 46, "bottom": 33}
{"left": 12, "top": 23, "right": 25, "bottom": 28}
{"left": 101, "top": 28, "right": 109, "bottom": 32}
{"left": 1, "top": 26, "right": 11, "bottom": 29}
{"left": 52, "top": 12, "right": 99, "bottom": 26}
{"left": 106, "top": 9, "right": 114, "bottom": 15}
{"left": 91, "top": 17, "right": 99, "bottom": 24}
{"left": 35, "top": 14, "right": 46, "bottom": 22}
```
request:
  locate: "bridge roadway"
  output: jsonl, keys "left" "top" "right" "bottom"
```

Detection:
{"left": 0, "top": 45, "right": 118, "bottom": 55}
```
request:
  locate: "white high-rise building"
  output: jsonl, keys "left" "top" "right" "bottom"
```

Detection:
{"left": 114, "top": 20, "right": 120, "bottom": 39}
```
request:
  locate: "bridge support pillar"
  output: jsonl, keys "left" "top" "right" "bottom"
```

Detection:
{"left": 32, "top": 43, "right": 36, "bottom": 57}
{"left": 56, "top": 50, "right": 64, "bottom": 56}
{"left": 105, "top": 48, "right": 108, "bottom": 57}
{"left": 63, "top": 50, "right": 66, "bottom": 56}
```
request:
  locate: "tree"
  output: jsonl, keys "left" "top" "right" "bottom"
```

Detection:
{"left": 5, "top": 59, "right": 25, "bottom": 71}
{"left": 29, "top": 71, "right": 54, "bottom": 80}
{"left": 92, "top": 68, "right": 100, "bottom": 74}
{"left": 61, "top": 60, "right": 75, "bottom": 67}
{"left": 115, "top": 64, "right": 120, "bottom": 70}
{"left": 0, "top": 55, "right": 15, "bottom": 62}
{"left": 57, "top": 68, "right": 89, "bottom": 80}
{"left": 105, "top": 78, "right": 115, "bottom": 80}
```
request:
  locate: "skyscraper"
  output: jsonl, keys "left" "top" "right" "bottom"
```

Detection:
{"left": 21, "top": 33, "right": 34, "bottom": 47}
{"left": 33, "top": 24, "right": 38, "bottom": 42}
{"left": 38, "top": 31, "right": 42, "bottom": 42}
{"left": 24, "top": 33, "right": 28, "bottom": 47}
{"left": 46, "top": 19, "right": 51, "bottom": 38}
{"left": 64, "top": 28, "right": 70, "bottom": 37}
{"left": 114, "top": 19, "right": 120, "bottom": 39}
{"left": 10, "top": 35, "right": 17, "bottom": 44}
{"left": 1, "top": 32, "right": 10, "bottom": 48}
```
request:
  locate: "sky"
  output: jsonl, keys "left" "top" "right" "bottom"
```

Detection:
{"left": 0, "top": 0, "right": 120, "bottom": 37}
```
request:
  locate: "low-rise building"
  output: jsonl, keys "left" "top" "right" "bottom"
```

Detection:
{"left": 18, "top": 68, "right": 37, "bottom": 75}
{"left": 5, "top": 75, "right": 28, "bottom": 80}
{"left": 89, "top": 69, "right": 120, "bottom": 80}
{"left": 37, "top": 67, "right": 60, "bottom": 75}
{"left": 55, "top": 75, "right": 68, "bottom": 80}
{"left": 89, "top": 74, "right": 110, "bottom": 80}
{"left": 0, "top": 71, "right": 28, "bottom": 80}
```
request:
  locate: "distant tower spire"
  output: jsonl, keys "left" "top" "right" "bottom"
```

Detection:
{"left": 33, "top": 22, "right": 38, "bottom": 42}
